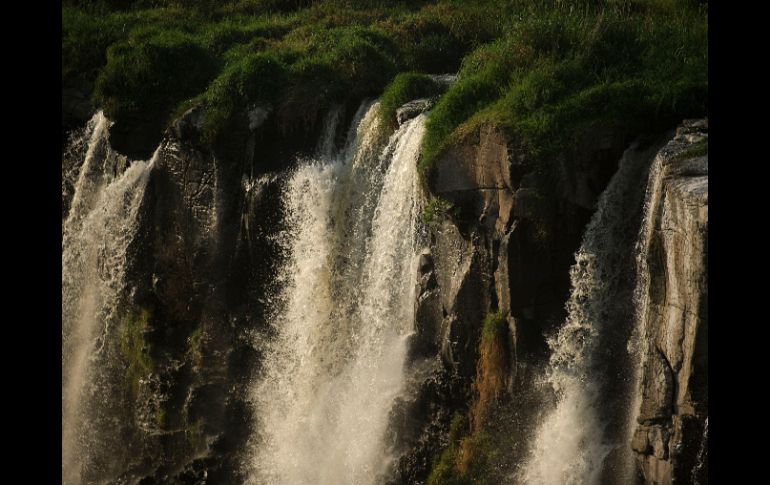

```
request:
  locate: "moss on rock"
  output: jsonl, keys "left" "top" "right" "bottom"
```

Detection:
{"left": 119, "top": 306, "right": 154, "bottom": 397}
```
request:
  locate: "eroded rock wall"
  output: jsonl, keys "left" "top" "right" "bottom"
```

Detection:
{"left": 396, "top": 120, "right": 636, "bottom": 483}
{"left": 62, "top": 100, "right": 707, "bottom": 484}
{"left": 62, "top": 101, "right": 341, "bottom": 483}
{"left": 632, "top": 121, "right": 708, "bottom": 485}
{"left": 401, "top": 118, "right": 707, "bottom": 485}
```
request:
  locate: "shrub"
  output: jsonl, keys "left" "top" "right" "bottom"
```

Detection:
{"left": 201, "top": 51, "right": 289, "bottom": 141}
{"left": 421, "top": 196, "right": 455, "bottom": 225}
{"left": 95, "top": 29, "right": 219, "bottom": 127}
{"left": 62, "top": 7, "right": 128, "bottom": 86}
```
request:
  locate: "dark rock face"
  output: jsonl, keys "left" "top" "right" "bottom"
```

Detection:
{"left": 631, "top": 121, "right": 708, "bottom": 485}
{"left": 63, "top": 86, "right": 94, "bottom": 132}
{"left": 111, "top": 99, "right": 375, "bottom": 483}
{"left": 395, "top": 119, "right": 707, "bottom": 484}
{"left": 119, "top": 107, "right": 280, "bottom": 483}
{"left": 72, "top": 101, "right": 345, "bottom": 483}
{"left": 63, "top": 101, "right": 707, "bottom": 484}
{"left": 392, "top": 122, "right": 638, "bottom": 483}
{"left": 62, "top": 84, "right": 95, "bottom": 151}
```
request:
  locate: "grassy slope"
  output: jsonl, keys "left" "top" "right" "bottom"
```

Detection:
{"left": 64, "top": 1, "right": 706, "bottom": 165}
{"left": 64, "top": 0, "right": 499, "bottom": 145}
{"left": 421, "top": 0, "right": 707, "bottom": 174}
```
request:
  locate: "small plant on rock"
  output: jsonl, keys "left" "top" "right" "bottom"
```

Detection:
{"left": 421, "top": 196, "right": 455, "bottom": 225}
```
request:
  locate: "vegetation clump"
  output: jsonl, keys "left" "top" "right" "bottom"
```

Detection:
{"left": 186, "top": 326, "right": 205, "bottom": 368}
{"left": 95, "top": 29, "right": 219, "bottom": 130}
{"left": 427, "top": 311, "right": 513, "bottom": 484}
{"left": 476, "top": 311, "right": 509, "bottom": 414}
{"left": 421, "top": 196, "right": 455, "bottom": 225}
{"left": 419, "top": 0, "right": 708, "bottom": 174}
{"left": 63, "top": 0, "right": 498, "bottom": 145}
{"left": 427, "top": 412, "right": 468, "bottom": 485}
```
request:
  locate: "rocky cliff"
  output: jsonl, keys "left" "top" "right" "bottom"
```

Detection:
{"left": 62, "top": 101, "right": 355, "bottom": 483}
{"left": 631, "top": 121, "right": 708, "bottom": 485}
{"left": 62, "top": 99, "right": 707, "bottom": 484}
{"left": 393, "top": 112, "right": 633, "bottom": 478}
{"left": 397, "top": 112, "right": 707, "bottom": 483}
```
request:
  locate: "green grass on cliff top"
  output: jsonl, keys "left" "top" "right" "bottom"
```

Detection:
{"left": 419, "top": 0, "right": 708, "bottom": 173}
{"left": 64, "top": 0, "right": 500, "bottom": 145}
{"left": 63, "top": 0, "right": 707, "bottom": 169}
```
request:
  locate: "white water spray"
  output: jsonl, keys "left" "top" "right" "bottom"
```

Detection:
{"left": 62, "top": 112, "right": 155, "bottom": 485}
{"left": 521, "top": 142, "right": 660, "bottom": 485}
{"left": 248, "top": 103, "right": 426, "bottom": 485}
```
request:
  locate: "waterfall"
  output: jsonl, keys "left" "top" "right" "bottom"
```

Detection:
{"left": 520, "top": 141, "right": 662, "bottom": 485}
{"left": 62, "top": 112, "right": 155, "bottom": 485}
{"left": 248, "top": 102, "right": 426, "bottom": 485}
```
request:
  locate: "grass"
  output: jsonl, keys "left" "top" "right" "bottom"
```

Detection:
{"left": 64, "top": 2, "right": 706, "bottom": 165}
{"left": 63, "top": 1, "right": 509, "bottom": 146}
{"left": 418, "top": 0, "right": 708, "bottom": 174}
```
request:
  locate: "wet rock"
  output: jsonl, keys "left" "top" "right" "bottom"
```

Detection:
{"left": 418, "top": 250, "right": 434, "bottom": 275}
{"left": 429, "top": 73, "right": 458, "bottom": 86}
{"left": 171, "top": 105, "right": 206, "bottom": 141}
{"left": 638, "top": 350, "right": 675, "bottom": 424}
{"left": 632, "top": 119, "right": 708, "bottom": 485}
{"left": 676, "top": 118, "right": 708, "bottom": 136}
{"left": 430, "top": 125, "right": 514, "bottom": 235}
{"left": 396, "top": 99, "right": 432, "bottom": 125}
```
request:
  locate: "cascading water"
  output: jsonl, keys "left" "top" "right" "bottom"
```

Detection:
{"left": 520, "top": 141, "right": 662, "bottom": 485}
{"left": 62, "top": 112, "right": 155, "bottom": 485}
{"left": 248, "top": 102, "right": 426, "bottom": 485}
